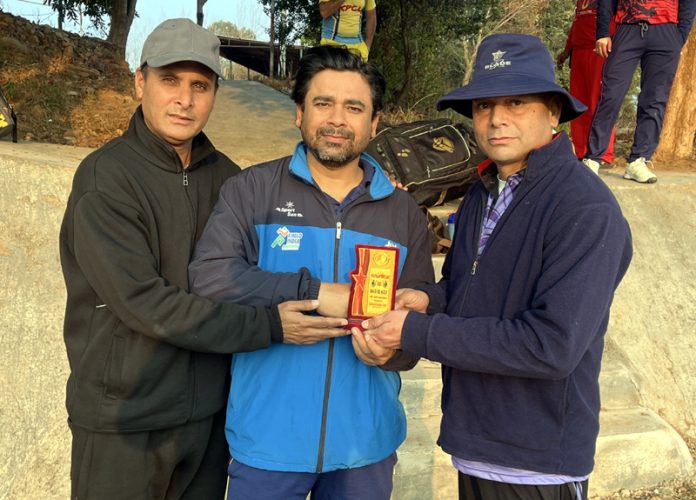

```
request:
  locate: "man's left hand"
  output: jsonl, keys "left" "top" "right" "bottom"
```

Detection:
{"left": 361, "top": 310, "right": 409, "bottom": 350}
{"left": 351, "top": 327, "right": 394, "bottom": 366}
{"left": 595, "top": 37, "right": 612, "bottom": 58}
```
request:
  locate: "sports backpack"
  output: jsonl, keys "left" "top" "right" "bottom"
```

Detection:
{"left": 365, "top": 118, "right": 484, "bottom": 206}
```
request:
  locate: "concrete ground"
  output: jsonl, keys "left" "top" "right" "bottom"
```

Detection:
{"left": 1, "top": 80, "right": 695, "bottom": 499}
{"left": 206, "top": 80, "right": 300, "bottom": 167}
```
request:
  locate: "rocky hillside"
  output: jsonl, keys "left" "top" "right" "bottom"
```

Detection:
{"left": 0, "top": 10, "right": 135, "bottom": 147}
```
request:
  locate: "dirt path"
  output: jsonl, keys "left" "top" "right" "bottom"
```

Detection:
{"left": 205, "top": 80, "right": 300, "bottom": 168}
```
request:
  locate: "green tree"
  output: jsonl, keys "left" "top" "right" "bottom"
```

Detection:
{"left": 371, "top": 0, "right": 574, "bottom": 116}
{"left": 208, "top": 20, "right": 256, "bottom": 39}
{"left": 107, "top": 0, "right": 137, "bottom": 59}
{"left": 43, "top": 0, "right": 137, "bottom": 59}
{"left": 370, "top": 0, "right": 475, "bottom": 112}
{"left": 258, "top": 0, "right": 321, "bottom": 48}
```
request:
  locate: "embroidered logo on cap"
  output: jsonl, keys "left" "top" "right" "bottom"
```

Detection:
{"left": 485, "top": 50, "right": 511, "bottom": 70}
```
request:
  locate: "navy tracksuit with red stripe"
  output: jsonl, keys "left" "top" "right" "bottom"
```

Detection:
{"left": 586, "top": 0, "right": 696, "bottom": 162}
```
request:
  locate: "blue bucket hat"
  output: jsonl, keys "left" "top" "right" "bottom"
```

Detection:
{"left": 437, "top": 33, "right": 586, "bottom": 123}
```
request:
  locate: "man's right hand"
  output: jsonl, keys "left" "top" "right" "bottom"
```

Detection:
{"left": 595, "top": 37, "right": 612, "bottom": 58}
{"left": 319, "top": 0, "right": 345, "bottom": 18}
{"left": 395, "top": 288, "right": 430, "bottom": 313}
{"left": 278, "top": 300, "right": 348, "bottom": 345}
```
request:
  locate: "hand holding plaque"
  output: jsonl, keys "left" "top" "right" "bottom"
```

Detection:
{"left": 346, "top": 245, "right": 399, "bottom": 330}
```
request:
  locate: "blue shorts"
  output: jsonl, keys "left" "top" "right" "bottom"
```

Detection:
{"left": 226, "top": 453, "right": 397, "bottom": 500}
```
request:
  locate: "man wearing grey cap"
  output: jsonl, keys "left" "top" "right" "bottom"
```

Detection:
{"left": 361, "top": 33, "right": 633, "bottom": 499}
{"left": 59, "top": 18, "right": 346, "bottom": 499}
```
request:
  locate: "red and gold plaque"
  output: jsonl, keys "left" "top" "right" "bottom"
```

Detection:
{"left": 346, "top": 245, "right": 400, "bottom": 329}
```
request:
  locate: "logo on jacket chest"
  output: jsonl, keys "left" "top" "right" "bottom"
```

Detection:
{"left": 271, "top": 226, "right": 303, "bottom": 251}
{"left": 275, "top": 201, "right": 304, "bottom": 218}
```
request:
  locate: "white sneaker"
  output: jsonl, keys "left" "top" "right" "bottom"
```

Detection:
{"left": 582, "top": 158, "right": 600, "bottom": 175}
{"left": 624, "top": 157, "right": 657, "bottom": 184}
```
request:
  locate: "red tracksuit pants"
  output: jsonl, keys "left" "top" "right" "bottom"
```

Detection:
{"left": 569, "top": 47, "right": 616, "bottom": 163}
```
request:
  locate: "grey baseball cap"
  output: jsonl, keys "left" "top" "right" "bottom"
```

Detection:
{"left": 140, "top": 18, "right": 222, "bottom": 77}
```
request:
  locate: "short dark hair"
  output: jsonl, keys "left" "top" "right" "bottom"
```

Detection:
{"left": 291, "top": 45, "right": 386, "bottom": 117}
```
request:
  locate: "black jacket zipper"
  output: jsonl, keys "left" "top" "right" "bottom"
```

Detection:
{"left": 315, "top": 219, "right": 342, "bottom": 473}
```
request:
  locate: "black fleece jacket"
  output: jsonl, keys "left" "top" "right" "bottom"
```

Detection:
{"left": 59, "top": 108, "right": 282, "bottom": 432}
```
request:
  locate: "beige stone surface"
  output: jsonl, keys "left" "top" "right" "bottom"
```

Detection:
{"left": 592, "top": 408, "right": 694, "bottom": 493}
{"left": 395, "top": 361, "right": 457, "bottom": 500}
{"left": 602, "top": 171, "right": 696, "bottom": 439}
{"left": 0, "top": 149, "right": 76, "bottom": 500}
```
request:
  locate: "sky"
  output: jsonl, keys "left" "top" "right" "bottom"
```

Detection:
{"left": 1, "top": 0, "right": 270, "bottom": 69}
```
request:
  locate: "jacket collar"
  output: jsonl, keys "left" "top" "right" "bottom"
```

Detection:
{"left": 476, "top": 132, "right": 571, "bottom": 196}
{"left": 124, "top": 106, "right": 217, "bottom": 173}
{"left": 288, "top": 142, "right": 395, "bottom": 200}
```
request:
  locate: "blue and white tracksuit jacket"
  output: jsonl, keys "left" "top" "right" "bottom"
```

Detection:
{"left": 189, "top": 143, "right": 434, "bottom": 473}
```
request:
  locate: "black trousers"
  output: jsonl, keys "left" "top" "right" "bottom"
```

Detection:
{"left": 459, "top": 473, "right": 588, "bottom": 500}
{"left": 69, "top": 409, "right": 229, "bottom": 500}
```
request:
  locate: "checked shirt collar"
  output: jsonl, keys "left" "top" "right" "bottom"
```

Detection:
{"left": 478, "top": 172, "right": 523, "bottom": 256}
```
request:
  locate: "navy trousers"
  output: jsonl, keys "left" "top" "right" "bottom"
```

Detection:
{"left": 226, "top": 453, "right": 397, "bottom": 500}
{"left": 587, "top": 23, "right": 683, "bottom": 162}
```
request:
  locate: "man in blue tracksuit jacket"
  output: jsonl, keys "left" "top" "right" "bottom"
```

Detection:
{"left": 189, "top": 46, "right": 433, "bottom": 499}
{"left": 362, "top": 34, "right": 633, "bottom": 499}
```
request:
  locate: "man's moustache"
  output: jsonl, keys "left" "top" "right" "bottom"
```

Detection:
{"left": 318, "top": 127, "right": 354, "bottom": 139}
{"left": 169, "top": 111, "right": 195, "bottom": 120}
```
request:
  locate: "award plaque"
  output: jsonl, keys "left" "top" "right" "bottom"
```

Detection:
{"left": 346, "top": 245, "right": 400, "bottom": 329}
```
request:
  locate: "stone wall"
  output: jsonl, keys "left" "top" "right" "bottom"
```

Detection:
{"left": 0, "top": 143, "right": 86, "bottom": 499}
{"left": 605, "top": 178, "right": 696, "bottom": 438}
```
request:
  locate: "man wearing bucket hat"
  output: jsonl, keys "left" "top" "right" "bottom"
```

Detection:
{"left": 361, "top": 33, "right": 633, "bottom": 499}
{"left": 60, "top": 19, "right": 346, "bottom": 499}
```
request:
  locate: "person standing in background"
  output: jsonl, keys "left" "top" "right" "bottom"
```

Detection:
{"left": 319, "top": 0, "right": 377, "bottom": 60}
{"left": 557, "top": 0, "right": 617, "bottom": 171}
{"left": 582, "top": 0, "right": 696, "bottom": 183}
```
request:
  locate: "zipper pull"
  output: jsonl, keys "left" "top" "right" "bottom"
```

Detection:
{"left": 336, "top": 222, "right": 342, "bottom": 240}
{"left": 470, "top": 259, "right": 478, "bottom": 276}
{"left": 182, "top": 170, "right": 189, "bottom": 186}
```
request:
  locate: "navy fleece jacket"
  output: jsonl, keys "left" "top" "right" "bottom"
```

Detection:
{"left": 402, "top": 133, "right": 632, "bottom": 476}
